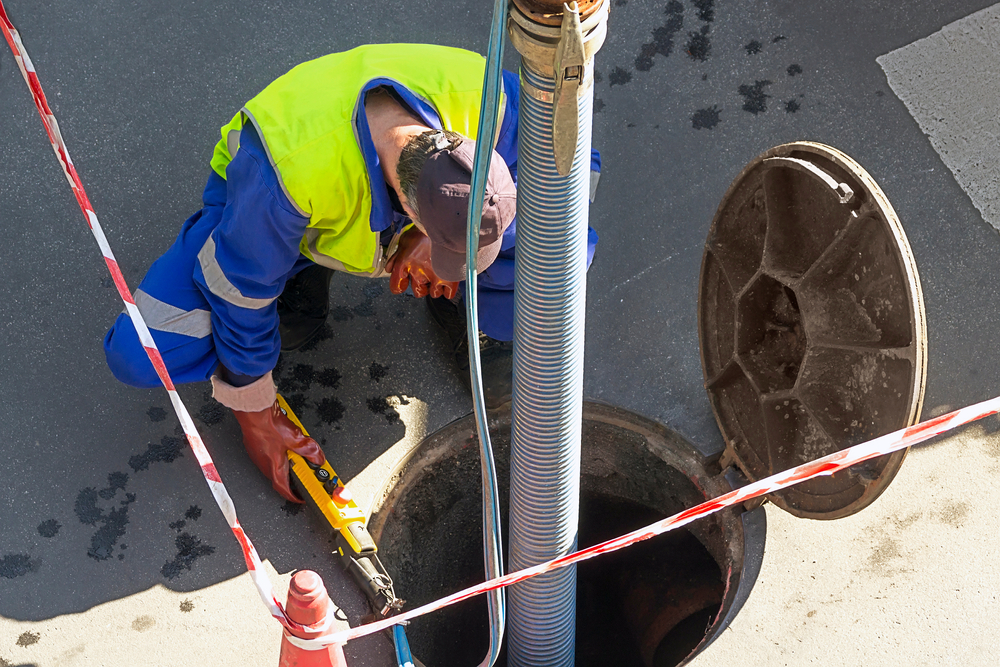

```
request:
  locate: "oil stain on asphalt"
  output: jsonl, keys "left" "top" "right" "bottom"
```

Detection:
{"left": 158, "top": 505, "right": 214, "bottom": 580}
{"left": 366, "top": 395, "right": 409, "bottom": 423}
{"left": 74, "top": 472, "right": 136, "bottom": 561}
{"left": 37, "top": 519, "right": 61, "bottom": 538}
{"left": 273, "top": 352, "right": 346, "bottom": 426}
{"left": 197, "top": 400, "right": 226, "bottom": 426}
{"left": 608, "top": 67, "right": 632, "bottom": 87}
{"left": 685, "top": 0, "right": 714, "bottom": 62}
{"left": 128, "top": 436, "right": 184, "bottom": 472}
{"left": 16, "top": 632, "right": 39, "bottom": 647}
{"left": 601, "top": 3, "right": 804, "bottom": 129}
{"left": 9, "top": 433, "right": 187, "bottom": 576}
{"left": 317, "top": 397, "right": 346, "bottom": 425}
{"left": 635, "top": 1, "right": 685, "bottom": 72}
{"left": 738, "top": 80, "right": 773, "bottom": 114}
{"left": 161, "top": 533, "right": 215, "bottom": 580}
{"left": 686, "top": 25, "right": 711, "bottom": 61}
{"left": 317, "top": 367, "right": 342, "bottom": 388}
{"left": 284, "top": 364, "right": 316, "bottom": 392}
{"left": 281, "top": 500, "right": 305, "bottom": 516}
{"left": 369, "top": 362, "right": 388, "bottom": 383}
{"left": 67, "top": 432, "right": 205, "bottom": 570}
{"left": 325, "top": 282, "right": 385, "bottom": 326}
{"left": 692, "top": 105, "right": 721, "bottom": 129}
{"left": 0, "top": 554, "right": 39, "bottom": 579}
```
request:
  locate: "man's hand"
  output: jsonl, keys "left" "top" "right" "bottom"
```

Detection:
{"left": 386, "top": 226, "right": 460, "bottom": 299}
{"left": 232, "top": 399, "right": 326, "bottom": 503}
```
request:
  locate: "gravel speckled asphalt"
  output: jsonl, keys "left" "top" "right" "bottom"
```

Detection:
{"left": 2, "top": 1, "right": 999, "bottom": 665}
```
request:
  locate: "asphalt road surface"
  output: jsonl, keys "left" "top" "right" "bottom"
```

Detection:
{"left": 2, "top": 1, "right": 999, "bottom": 665}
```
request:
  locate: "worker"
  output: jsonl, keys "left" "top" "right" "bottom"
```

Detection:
{"left": 103, "top": 44, "right": 600, "bottom": 503}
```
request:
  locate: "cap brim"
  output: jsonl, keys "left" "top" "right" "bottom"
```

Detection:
{"left": 431, "top": 237, "right": 503, "bottom": 283}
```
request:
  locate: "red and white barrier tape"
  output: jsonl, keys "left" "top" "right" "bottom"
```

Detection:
{"left": 5, "top": 2, "right": 999, "bottom": 651}
{"left": 0, "top": 2, "right": 320, "bottom": 639}
{"left": 317, "top": 396, "right": 1000, "bottom": 646}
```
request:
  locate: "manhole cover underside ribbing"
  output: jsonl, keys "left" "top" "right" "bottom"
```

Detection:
{"left": 699, "top": 142, "right": 927, "bottom": 520}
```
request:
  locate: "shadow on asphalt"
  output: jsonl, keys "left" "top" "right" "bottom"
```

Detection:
{"left": 0, "top": 268, "right": 467, "bottom": 623}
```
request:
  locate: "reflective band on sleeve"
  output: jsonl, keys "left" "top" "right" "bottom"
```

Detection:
{"left": 132, "top": 289, "right": 213, "bottom": 338}
{"left": 197, "top": 236, "right": 276, "bottom": 310}
{"left": 589, "top": 170, "right": 600, "bottom": 203}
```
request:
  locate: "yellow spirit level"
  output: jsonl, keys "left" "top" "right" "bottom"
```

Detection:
{"left": 278, "top": 394, "right": 404, "bottom": 618}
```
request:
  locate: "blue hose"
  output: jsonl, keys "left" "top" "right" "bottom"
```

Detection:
{"left": 393, "top": 625, "right": 415, "bottom": 667}
{"left": 463, "top": 0, "right": 508, "bottom": 665}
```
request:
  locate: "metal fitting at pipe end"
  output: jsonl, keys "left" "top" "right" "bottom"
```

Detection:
{"left": 512, "top": 0, "right": 604, "bottom": 25}
{"left": 508, "top": 0, "right": 608, "bottom": 78}
{"left": 509, "top": 0, "right": 609, "bottom": 174}
{"left": 551, "top": 4, "right": 587, "bottom": 175}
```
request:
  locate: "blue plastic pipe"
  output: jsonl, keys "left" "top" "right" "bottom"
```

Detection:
{"left": 393, "top": 625, "right": 415, "bottom": 667}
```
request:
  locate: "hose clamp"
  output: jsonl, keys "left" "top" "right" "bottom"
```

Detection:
{"left": 552, "top": 3, "right": 586, "bottom": 175}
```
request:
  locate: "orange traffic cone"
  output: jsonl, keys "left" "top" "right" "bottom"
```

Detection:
{"left": 278, "top": 570, "right": 348, "bottom": 667}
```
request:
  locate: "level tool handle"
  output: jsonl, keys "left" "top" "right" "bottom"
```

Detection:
{"left": 278, "top": 396, "right": 404, "bottom": 618}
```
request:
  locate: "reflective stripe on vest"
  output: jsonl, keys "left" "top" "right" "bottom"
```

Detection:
{"left": 209, "top": 44, "right": 502, "bottom": 277}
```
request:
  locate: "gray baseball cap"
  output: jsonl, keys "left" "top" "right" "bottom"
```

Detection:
{"left": 415, "top": 137, "right": 517, "bottom": 283}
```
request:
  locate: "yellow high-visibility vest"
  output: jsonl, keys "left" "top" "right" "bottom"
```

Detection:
{"left": 210, "top": 44, "right": 502, "bottom": 275}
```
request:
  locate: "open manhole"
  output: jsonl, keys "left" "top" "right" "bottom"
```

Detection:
{"left": 365, "top": 142, "right": 926, "bottom": 666}
{"left": 369, "top": 402, "right": 766, "bottom": 667}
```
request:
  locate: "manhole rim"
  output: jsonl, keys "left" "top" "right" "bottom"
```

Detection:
{"left": 368, "top": 400, "right": 757, "bottom": 666}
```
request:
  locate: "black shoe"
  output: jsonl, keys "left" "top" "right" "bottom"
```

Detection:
{"left": 427, "top": 296, "right": 513, "bottom": 409}
{"left": 277, "top": 264, "right": 334, "bottom": 351}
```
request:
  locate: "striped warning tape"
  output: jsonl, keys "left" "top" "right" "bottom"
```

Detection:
{"left": 5, "top": 1, "right": 999, "bottom": 651}
{"left": 0, "top": 1, "right": 321, "bottom": 639}
{"left": 311, "top": 397, "right": 1000, "bottom": 645}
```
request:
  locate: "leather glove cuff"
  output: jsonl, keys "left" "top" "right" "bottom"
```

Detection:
{"left": 211, "top": 371, "right": 277, "bottom": 412}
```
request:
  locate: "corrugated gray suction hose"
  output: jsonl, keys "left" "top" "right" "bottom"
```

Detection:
{"left": 506, "top": 2, "right": 605, "bottom": 663}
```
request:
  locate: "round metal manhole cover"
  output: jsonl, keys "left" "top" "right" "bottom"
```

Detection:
{"left": 698, "top": 142, "right": 927, "bottom": 520}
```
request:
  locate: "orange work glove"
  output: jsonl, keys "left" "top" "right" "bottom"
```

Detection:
{"left": 231, "top": 399, "right": 326, "bottom": 503}
{"left": 386, "top": 226, "right": 460, "bottom": 299}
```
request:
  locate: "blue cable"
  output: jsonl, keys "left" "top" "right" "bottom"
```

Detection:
{"left": 393, "top": 625, "right": 415, "bottom": 667}
{"left": 463, "top": 0, "right": 508, "bottom": 665}
{"left": 390, "top": 6, "right": 508, "bottom": 665}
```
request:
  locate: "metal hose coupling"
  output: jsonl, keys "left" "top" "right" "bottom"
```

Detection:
{"left": 508, "top": 0, "right": 609, "bottom": 174}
